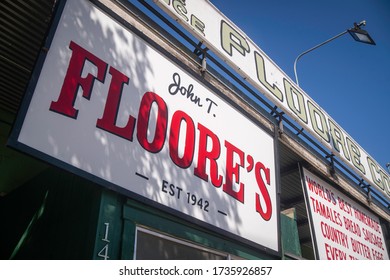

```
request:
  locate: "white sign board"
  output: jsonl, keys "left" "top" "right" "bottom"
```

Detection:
{"left": 10, "top": 0, "right": 279, "bottom": 252}
{"left": 301, "top": 167, "right": 389, "bottom": 260}
{"left": 154, "top": 0, "right": 390, "bottom": 202}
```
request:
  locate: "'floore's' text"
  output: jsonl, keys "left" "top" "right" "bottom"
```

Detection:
{"left": 49, "top": 41, "right": 273, "bottom": 221}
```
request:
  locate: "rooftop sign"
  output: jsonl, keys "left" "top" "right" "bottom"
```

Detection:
{"left": 155, "top": 0, "right": 390, "bottom": 202}
{"left": 10, "top": 0, "right": 279, "bottom": 253}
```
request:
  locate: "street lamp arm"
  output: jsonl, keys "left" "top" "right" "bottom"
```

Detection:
{"left": 293, "top": 30, "right": 348, "bottom": 86}
{"left": 293, "top": 20, "right": 372, "bottom": 87}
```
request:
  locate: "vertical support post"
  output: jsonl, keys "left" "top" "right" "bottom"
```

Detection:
{"left": 93, "top": 190, "right": 123, "bottom": 260}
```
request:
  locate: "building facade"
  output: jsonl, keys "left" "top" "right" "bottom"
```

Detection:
{"left": 1, "top": 0, "right": 389, "bottom": 260}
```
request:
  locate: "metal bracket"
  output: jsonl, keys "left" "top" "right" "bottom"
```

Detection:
{"left": 367, "top": 186, "right": 372, "bottom": 205}
{"left": 194, "top": 42, "right": 208, "bottom": 73}
{"left": 270, "top": 106, "right": 284, "bottom": 135}
{"left": 326, "top": 153, "right": 335, "bottom": 176}
{"left": 359, "top": 182, "right": 373, "bottom": 205}
{"left": 200, "top": 51, "right": 207, "bottom": 73}
{"left": 278, "top": 117, "right": 284, "bottom": 135}
{"left": 358, "top": 179, "right": 369, "bottom": 189}
{"left": 193, "top": 41, "right": 203, "bottom": 56}
{"left": 296, "top": 128, "right": 305, "bottom": 136}
{"left": 270, "top": 105, "right": 279, "bottom": 117}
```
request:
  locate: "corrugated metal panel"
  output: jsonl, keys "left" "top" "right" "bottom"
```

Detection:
{"left": 0, "top": 0, "right": 56, "bottom": 115}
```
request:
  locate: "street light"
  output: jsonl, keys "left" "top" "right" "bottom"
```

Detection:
{"left": 294, "top": 20, "right": 375, "bottom": 86}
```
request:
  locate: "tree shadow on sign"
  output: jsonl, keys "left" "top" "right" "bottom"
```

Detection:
{"left": 35, "top": 0, "right": 273, "bottom": 257}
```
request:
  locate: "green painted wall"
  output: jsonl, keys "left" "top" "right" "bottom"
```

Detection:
{"left": 92, "top": 192, "right": 302, "bottom": 260}
{"left": 280, "top": 209, "right": 302, "bottom": 259}
{"left": 1, "top": 167, "right": 302, "bottom": 260}
{"left": 0, "top": 167, "right": 102, "bottom": 259}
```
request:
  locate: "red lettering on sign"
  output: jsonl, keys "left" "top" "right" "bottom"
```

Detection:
{"left": 223, "top": 141, "right": 245, "bottom": 203}
{"left": 50, "top": 40, "right": 107, "bottom": 118}
{"left": 50, "top": 41, "right": 275, "bottom": 222}
{"left": 169, "top": 110, "right": 195, "bottom": 168}
{"left": 354, "top": 208, "right": 381, "bottom": 233}
{"left": 306, "top": 176, "right": 336, "bottom": 205}
{"left": 372, "top": 248, "right": 384, "bottom": 260}
{"left": 337, "top": 196, "right": 353, "bottom": 216}
{"left": 137, "top": 91, "right": 168, "bottom": 153}
{"left": 350, "top": 237, "right": 372, "bottom": 259}
{"left": 255, "top": 162, "right": 272, "bottom": 221}
{"left": 194, "top": 123, "right": 223, "bottom": 188}
{"left": 96, "top": 67, "right": 136, "bottom": 140}
{"left": 324, "top": 242, "right": 347, "bottom": 260}
{"left": 310, "top": 196, "right": 342, "bottom": 226}
{"left": 363, "top": 228, "right": 384, "bottom": 250}
{"left": 343, "top": 216, "right": 361, "bottom": 237}
{"left": 320, "top": 221, "right": 349, "bottom": 249}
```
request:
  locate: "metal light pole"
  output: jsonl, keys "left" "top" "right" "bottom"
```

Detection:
{"left": 294, "top": 20, "right": 375, "bottom": 86}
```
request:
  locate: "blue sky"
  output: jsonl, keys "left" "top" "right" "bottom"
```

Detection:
{"left": 209, "top": 0, "right": 390, "bottom": 171}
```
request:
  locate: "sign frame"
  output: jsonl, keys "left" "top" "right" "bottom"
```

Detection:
{"left": 8, "top": 0, "right": 282, "bottom": 256}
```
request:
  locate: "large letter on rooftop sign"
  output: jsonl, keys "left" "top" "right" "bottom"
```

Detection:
{"left": 220, "top": 20, "right": 250, "bottom": 56}
{"left": 254, "top": 51, "right": 283, "bottom": 102}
